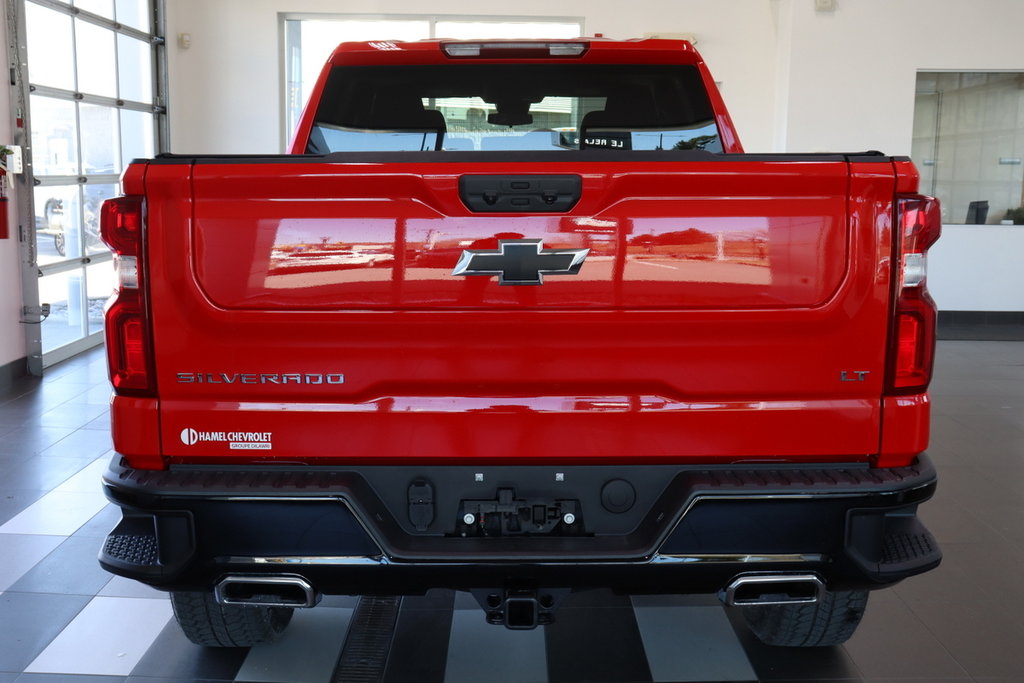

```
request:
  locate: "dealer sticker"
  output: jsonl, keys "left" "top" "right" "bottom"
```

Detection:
{"left": 180, "top": 428, "right": 273, "bottom": 450}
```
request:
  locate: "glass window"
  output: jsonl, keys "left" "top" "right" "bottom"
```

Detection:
{"left": 117, "top": 34, "right": 154, "bottom": 103}
{"left": 22, "top": 0, "right": 161, "bottom": 364}
{"left": 76, "top": 20, "right": 118, "bottom": 97}
{"left": 120, "top": 109, "right": 155, "bottom": 168}
{"left": 283, "top": 15, "right": 584, "bottom": 143}
{"left": 86, "top": 260, "right": 117, "bottom": 336}
{"left": 75, "top": 0, "right": 114, "bottom": 18}
{"left": 912, "top": 72, "right": 1024, "bottom": 225}
{"left": 40, "top": 269, "right": 88, "bottom": 353}
{"left": 115, "top": 0, "right": 151, "bottom": 32}
{"left": 26, "top": 4, "right": 75, "bottom": 90}
{"left": 80, "top": 103, "right": 120, "bottom": 175}
{"left": 30, "top": 96, "right": 79, "bottom": 176}
{"left": 84, "top": 183, "right": 118, "bottom": 256}
{"left": 307, "top": 64, "right": 720, "bottom": 154}
{"left": 288, "top": 19, "right": 431, "bottom": 137}
{"left": 34, "top": 184, "right": 81, "bottom": 265}
{"left": 434, "top": 21, "right": 580, "bottom": 40}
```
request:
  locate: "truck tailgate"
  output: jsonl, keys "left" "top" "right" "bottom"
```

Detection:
{"left": 143, "top": 156, "right": 895, "bottom": 465}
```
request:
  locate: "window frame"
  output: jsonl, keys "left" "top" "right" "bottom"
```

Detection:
{"left": 9, "top": 0, "right": 168, "bottom": 371}
{"left": 912, "top": 69, "right": 1024, "bottom": 227}
{"left": 278, "top": 12, "right": 585, "bottom": 151}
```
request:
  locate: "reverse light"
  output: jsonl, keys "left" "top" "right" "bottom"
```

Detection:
{"left": 897, "top": 196, "right": 942, "bottom": 289}
{"left": 101, "top": 195, "right": 155, "bottom": 396}
{"left": 442, "top": 42, "right": 588, "bottom": 58}
{"left": 887, "top": 195, "right": 942, "bottom": 394}
{"left": 116, "top": 255, "right": 139, "bottom": 290}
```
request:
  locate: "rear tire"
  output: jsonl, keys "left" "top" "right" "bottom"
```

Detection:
{"left": 740, "top": 589, "right": 868, "bottom": 647}
{"left": 170, "top": 590, "right": 294, "bottom": 647}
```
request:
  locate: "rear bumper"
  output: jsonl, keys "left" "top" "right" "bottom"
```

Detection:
{"left": 99, "top": 455, "right": 941, "bottom": 596}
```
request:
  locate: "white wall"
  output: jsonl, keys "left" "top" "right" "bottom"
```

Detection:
{"left": 781, "top": 0, "right": 1024, "bottom": 156}
{"left": 929, "top": 225, "right": 1024, "bottom": 312}
{"left": 164, "top": 0, "right": 1024, "bottom": 157}
{"left": 164, "top": 0, "right": 782, "bottom": 153}
{"left": 0, "top": 0, "right": 26, "bottom": 372}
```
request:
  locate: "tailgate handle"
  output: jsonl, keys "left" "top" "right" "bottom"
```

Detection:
{"left": 460, "top": 175, "right": 581, "bottom": 213}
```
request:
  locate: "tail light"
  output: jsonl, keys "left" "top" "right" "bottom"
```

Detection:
{"left": 887, "top": 195, "right": 941, "bottom": 394}
{"left": 101, "top": 196, "right": 155, "bottom": 396}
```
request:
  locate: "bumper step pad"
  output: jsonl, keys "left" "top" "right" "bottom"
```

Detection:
{"left": 880, "top": 526, "right": 941, "bottom": 575}
{"left": 103, "top": 533, "right": 158, "bottom": 567}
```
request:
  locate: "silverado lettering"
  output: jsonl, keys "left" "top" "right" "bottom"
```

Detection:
{"left": 175, "top": 372, "right": 345, "bottom": 384}
{"left": 98, "top": 38, "right": 942, "bottom": 649}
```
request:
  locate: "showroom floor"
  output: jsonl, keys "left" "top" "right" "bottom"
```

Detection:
{"left": 0, "top": 341, "right": 1022, "bottom": 683}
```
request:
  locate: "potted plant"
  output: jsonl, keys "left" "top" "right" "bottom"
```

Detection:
{"left": 1004, "top": 207, "right": 1024, "bottom": 225}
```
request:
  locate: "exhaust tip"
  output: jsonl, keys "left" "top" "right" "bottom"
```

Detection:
{"left": 215, "top": 575, "right": 320, "bottom": 608}
{"left": 722, "top": 574, "right": 825, "bottom": 607}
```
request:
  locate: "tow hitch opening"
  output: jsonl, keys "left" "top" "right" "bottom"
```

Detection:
{"left": 472, "top": 588, "right": 569, "bottom": 629}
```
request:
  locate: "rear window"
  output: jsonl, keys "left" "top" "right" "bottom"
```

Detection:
{"left": 307, "top": 64, "right": 721, "bottom": 154}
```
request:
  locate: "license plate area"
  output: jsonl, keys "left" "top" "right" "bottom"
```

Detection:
{"left": 450, "top": 487, "right": 586, "bottom": 537}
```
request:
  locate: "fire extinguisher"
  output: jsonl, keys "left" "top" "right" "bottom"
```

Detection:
{"left": 0, "top": 165, "right": 7, "bottom": 240}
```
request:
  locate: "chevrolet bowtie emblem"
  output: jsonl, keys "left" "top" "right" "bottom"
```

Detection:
{"left": 452, "top": 239, "right": 590, "bottom": 286}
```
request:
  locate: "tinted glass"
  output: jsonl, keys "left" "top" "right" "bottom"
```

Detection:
{"left": 308, "top": 64, "right": 721, "bottom": 153}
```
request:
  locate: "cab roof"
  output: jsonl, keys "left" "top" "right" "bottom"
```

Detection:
{"left": 326, "top": 38, "right": 701, "bottom": 67}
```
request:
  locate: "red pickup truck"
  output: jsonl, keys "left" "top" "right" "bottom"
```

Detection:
{"left": 98, "top": 38, "right": 941, "bottom": 648}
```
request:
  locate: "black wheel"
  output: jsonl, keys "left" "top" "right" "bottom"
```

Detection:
{"left": 740, "top": 589, "right": 868, "bottom": 647}
{"left": 170, "top": 590, "right": 294, "bottom": 647}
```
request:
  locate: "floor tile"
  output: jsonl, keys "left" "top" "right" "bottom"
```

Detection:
{"left": 127, "top": 619, "right": 248, "bottom": 680}
{"left": 0, "top": 490, "right": 110, "bottom": 536}
{"left": 14, "top": 675, "right": 126, "bottom": 682}
{"left": 725, "top": 605, "right": 864, "bottom": 681}
{"left": 632, "top": 602, "right": 756, "bottom": 682}
{"left": 0, "top": 490, "right": 48, "bottom": 527}
{"left": 97, "top": 576, "right": 164, "bottom": 600}
{"left": 39, "top": 430, "right": 113, "bottom": 461}
{"left": 0, "top": 593, "right": 91, "bottom": 672}
{"left": 80, "top": 414, "right": 112, "bottom": 432}
{"left": 8, "top": 536, "right": 116, "bottom": 597}
{"left": 0, "top": 457, "right": 97, "bottom": 493}
{"left": 383, "top": 594, "right": 453, "bottom": 683}
{"left": 52, "top": 459, "right": 109, "bottom": 495}
{"left": 0, "top": 534, "right": 66, "bottom": 593}
{"left": 234, "top": 607, "right": 353, "bottom": 683}
{"left": 32, "top": 404, "right": 110, "bottom": 430}
{"left": 70, "top": 504, "right": 120, "bottom": 540}
{"left": 842, "top": 589, "right": 969, "bottom": 680}
{"left": 894, "top": 567, "right": 1024, "bottom": 678}
{"left": 0, "top": 427, "right": 77, "bottom": 457}
{"left": 545, "top": 605, "right": 650, "bottom": 683}
{"left": 446, "top": 610, "right": 548, "bottom": 683}
{"left": 77, "top": 386, "right": 114, "bottom": 407}
{"left": 25, "top": 597, "right": 173, "bottom": 676}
